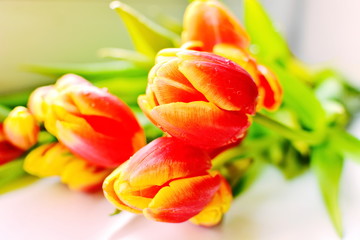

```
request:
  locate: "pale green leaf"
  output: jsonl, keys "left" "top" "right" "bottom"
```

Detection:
{"left": 331, "top": 129, "right": 360, "bottom": 163}
{"left": 269, "top": 63, "right": 326, "bottom": 131}
{"left": 244, "top": 0, "right": 291, "bottom": 62}
{"left": 311, "top": 143, "right": 343, "bottom": 237}
{"left": 98, "top": 48, "right": 153, "bottom": 69}
{"left": 24, "top": 61, "right": 147, "bottom": 80}
{"left": 110, "top": 1, "right": 180, "bottom": 57}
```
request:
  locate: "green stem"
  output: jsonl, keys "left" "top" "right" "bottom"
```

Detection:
{"left": 254, "top": 113, "right": 324, "bottom": 145}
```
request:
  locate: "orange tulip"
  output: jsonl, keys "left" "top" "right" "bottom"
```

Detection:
{"left": 103, "top": 137, "right": 232, "bottom": 224}
{"left": 0, "top": 123, "right": 24, "bottom": 165}
{"left": 138, "top": 49, "right": 258, "bottom": 149}
{"left": 3, "top": 106, "right": 39, "bottom": 150}
{"left": 182, "top": 0, "right": 250, "bottom": 51}
{"left": 24, "top": 142, "right": 113, "bottom": 192}
{"left": 28, "top": 74, "right": 146, "bottom": 168}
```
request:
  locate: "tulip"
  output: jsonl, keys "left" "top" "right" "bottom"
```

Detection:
{"left": 3, "top": 106, "right": 39, "bottom": 150}
{"left": 182, "top": 0, "right": 250, "bottom": 51}
{"left": 138, "top": 49, "right": 257, "bottom": 149}
{"left": 213, "top": 44, "right": 283, "bottom": 111}
{"left": 24, "top": 142, "right": 113, "bottom": 192}
{"left": 0, "top": 123, "right": 24, "bottom": 165}
{"left": 103, "top": 137, "right": 232, "bottom": 224}
{"left": 181, "top": 0, "right": 283, "bottom": 111}
{"left": 28, "top": 74, "right": 146, "bottom": 168}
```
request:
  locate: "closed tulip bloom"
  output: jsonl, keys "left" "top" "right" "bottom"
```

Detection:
{"left": 190, "top": 175, "right": 232, "bottom": 226}
{"left": 138, "top": 49, "right": 258, "bottom": 149}
{"left": 0, "top": 124, "right": 24, "bottom": 165}
{"left": 24, "top": 142, "right": 113, "bottom": 192}
{"left": 3, "top": 106, "right": 39, "bottom": 150}
{"left": 29, "top": 74, "right": 146, "bottom": 168}
{"left": 103, "top": 137, "right": 231, "bottom": 223}
{"left": 182, "top": 0, "right": 250, "bottom": 51}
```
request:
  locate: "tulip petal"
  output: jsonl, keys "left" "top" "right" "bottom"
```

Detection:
{"left": 121, "top": 137, "right": 211, "bottom": 187}
{"left": 144, "top": 173, "right": 221, "bottom": 223}
{"left": 257, "top": 65, "right": 283, "bottom": 111}
{"left": 179, "top": 56, "right": 258, "bottom": 114}
{"left": 60, "top": 86, "right": 137, "bottom": 124}
{"left": 151, "top": 59, "right": 208, "bottom": 104}
{"left": 61, "top": 159, "right": 112, "bottom": 192}
{"left": 190, "top": 174, "right": 232, "bottom": 227}
{"left": 103, "top": 164, "right": 143, "bottom": 214}
{"left": 56, "top": 119, "right": 139, "bottom": 168}
{"left": 150, "top": 101, "right": 250, "bottom": 149}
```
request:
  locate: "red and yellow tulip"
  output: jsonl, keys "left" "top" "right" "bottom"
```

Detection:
{"left": 3, "top": 106, "right": 39, "bottom": 150}
{"left": 181, "top": 0, "right": 283, "bottom": 111}
{"left": 28, "top": 74, "right": 146, "bottom": 168}
{"left": 103, "top": 137, "right": 232, "bottom": 225}
{"left": 24, "top": 142, "right": 113, "bottom": 192}
{"left": 182, "top": 0, "right": 250, "bottom": 51}
{"left": 138, "top": 49, "right": 258, "bottom": 149}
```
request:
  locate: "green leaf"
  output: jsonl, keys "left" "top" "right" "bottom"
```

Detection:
{"left": 269, "top": 63, "right": 326, "bottom": 132}
{"left": 0, "top": 159, "right": 37, "bottom": 195}
{"left": 0, "top": 91, "right": 32, "bottom": 109}
{"left": 110, "top": 1, "right": 180, "bottom": 57}
{"left": 331, "top": 129, "right": 360, "bottom": 163}
{"left": 244, "top": 0, "right": 291, "bottom": 62}
{"left": 24, "top": 61, "right": 148, "bottom": 80}
{"left": 109, "top": 208, "right": 122, "bottom": 216}
{"left": 94, "top": 76, "right": 147, "bottom": 106}
{"left": 311, "top": 143, "right": 343, "bottom": 237}
{"left": 0, "top": 175, "right": 38, "bottom": 195}
{"left": 98, "top": 48, "right": 153, "bottom": 69}
{"left": 232, "top": 158, "right": 265, "bottom": 197}
{"left": 0, "top": 104, "right": 11, "bottom": 121}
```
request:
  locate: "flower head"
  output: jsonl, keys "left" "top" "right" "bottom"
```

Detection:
{"left": 29, "top": 74, "right": 146, "bottom": 168}
{"left": 103, "top": 137, "right": 232, "bottom": 224}
{"left": 138, "top": 49, "right": 258, "bottom": 149}
{"left": 3, "top": 106, "right": 39, "bottom": 150}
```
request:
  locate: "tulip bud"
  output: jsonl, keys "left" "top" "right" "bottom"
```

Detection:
{"left": 3, "top": 106, "right": 39, "bottom": 150}
{"left": 138, "top": 49, "right": 257, "bottom": 149}
{"left": 24, "top": 142, "right": 113, "bottom": 192}
{"left": 0, "top": 124, "right": 24, "bottom": 165}
{"left": 103, "top": 137, "right": 231, "bottom": 223}
{"left": 29, "top": 74, "right": 146, "bottom": 168}
{"left": 182, "top": 0, "right": 250, "bottom": 51}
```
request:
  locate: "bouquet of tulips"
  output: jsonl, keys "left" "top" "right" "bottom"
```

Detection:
{"left": 1, "top": 0, "right": 359, "bottom": 236}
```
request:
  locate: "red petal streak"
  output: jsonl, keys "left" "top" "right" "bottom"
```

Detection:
{"left": 144, "top": 173, "right": 221, "bottom": 223}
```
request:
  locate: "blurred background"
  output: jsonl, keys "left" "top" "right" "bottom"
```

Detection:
{"left": 1, "top": 0, "right": 359, "bottom": 94}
